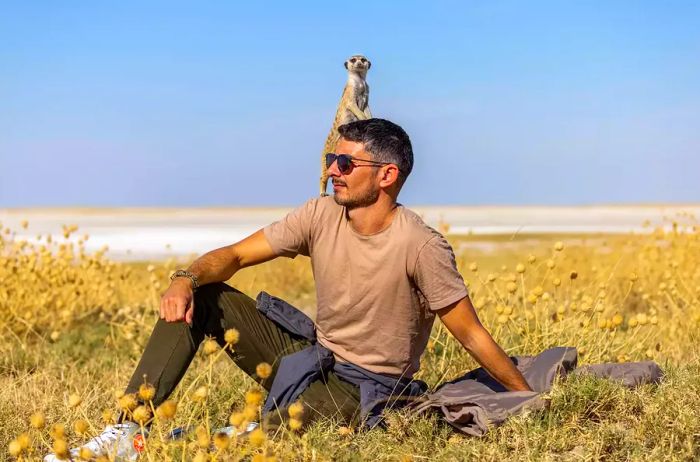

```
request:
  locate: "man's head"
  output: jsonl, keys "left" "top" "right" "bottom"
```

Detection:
{"left": 328, "top": 118, "right": 413, "bottom": 209}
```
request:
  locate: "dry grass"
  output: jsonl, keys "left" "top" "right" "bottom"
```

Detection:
{"left": 1, "top": 214, "right": 699, "bottom": 461}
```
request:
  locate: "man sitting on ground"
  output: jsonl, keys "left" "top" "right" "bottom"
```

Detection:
{"left": 45, "top": 118, "right": 531, "bottom": 461}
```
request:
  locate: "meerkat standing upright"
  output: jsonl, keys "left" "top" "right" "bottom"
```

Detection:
{"left": 319, "top": 54, "right": 372, "bottom": 196}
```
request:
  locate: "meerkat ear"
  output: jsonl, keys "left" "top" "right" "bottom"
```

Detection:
{"left": 344, "top": 61, "right": 348, "bottom": 69}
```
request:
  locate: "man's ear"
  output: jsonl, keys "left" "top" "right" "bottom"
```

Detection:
{"left": 379, "top": 165, "right": 400, "bottom": 188}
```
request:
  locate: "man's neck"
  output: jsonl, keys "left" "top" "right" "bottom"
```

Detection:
{"left": 346, "top": 195, "right": 399, "bottom": 235}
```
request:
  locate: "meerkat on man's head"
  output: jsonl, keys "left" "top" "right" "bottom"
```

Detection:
{"left": 319, "top": 54, "right": 373, "bottom": 196}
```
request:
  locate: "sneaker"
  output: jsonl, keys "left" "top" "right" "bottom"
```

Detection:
{"left": 44, "top": 422, "right": 144, "bottom": 462}
{"left": 214, "top": 421, "right": 259, "bottom": 437}
{"left": 167, "top": 421, "right": 259, "bottom": 441}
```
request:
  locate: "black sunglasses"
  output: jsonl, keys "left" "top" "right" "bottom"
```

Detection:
{"left": 325, "top": 153, "right": 394, "bottom": 175}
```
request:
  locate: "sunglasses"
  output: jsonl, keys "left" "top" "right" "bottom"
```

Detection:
{"left": 325, "top": 153, "right": 394, "bottom": 175}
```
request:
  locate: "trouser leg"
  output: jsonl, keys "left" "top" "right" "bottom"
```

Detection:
{"left": 125, "top": 283, "right": 310, "bottom": 403}
{"left": 124, "top": 282, "right": 361, "bottom": 425}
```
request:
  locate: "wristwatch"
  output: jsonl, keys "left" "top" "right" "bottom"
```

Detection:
{"left": 170, "top": 269, "right": 200, "bottom": 290}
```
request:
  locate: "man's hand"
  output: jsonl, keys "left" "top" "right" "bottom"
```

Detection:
{"left": 160, "top": 278, "right": 195, "bottom": 325}
{"left": 437, "top": 297, "right": 533, "bottom": 392}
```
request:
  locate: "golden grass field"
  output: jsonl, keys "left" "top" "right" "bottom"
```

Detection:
{"left": 1, "top": 214, "right": 699, "bottom": 461}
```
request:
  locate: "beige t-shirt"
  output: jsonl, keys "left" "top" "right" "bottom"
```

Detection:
{"left": 263, "top": 196, "right": 468, "bottom": 377}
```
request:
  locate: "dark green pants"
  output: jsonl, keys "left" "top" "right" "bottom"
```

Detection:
{"left": 125, "top": 282, "right": 361, "bottom": 425}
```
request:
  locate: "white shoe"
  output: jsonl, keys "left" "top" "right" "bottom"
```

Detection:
{"left": 214, "top": 421, "right": 259, "bottom": 437}
{"left": 44, "top": 422, "right": 144, "bottom": 462}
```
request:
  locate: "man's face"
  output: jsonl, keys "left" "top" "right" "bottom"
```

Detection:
{"left": 328, "top": 138, "right": 381, "bottom": 209}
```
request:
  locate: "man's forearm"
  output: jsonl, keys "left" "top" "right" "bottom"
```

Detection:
{"left": 184, "top": 245, "right": 242, "bottom": 287}
{"left": 465, "top": 326, "right": 532, "bottom": 391}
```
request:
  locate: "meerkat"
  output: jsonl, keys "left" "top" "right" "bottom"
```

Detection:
{"left": 319, "top": 54, "right": 372, "bottom": 196}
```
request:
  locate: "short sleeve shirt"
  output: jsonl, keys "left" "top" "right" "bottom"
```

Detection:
{"left": 263, "top": 196, "right": 468, "bottom": 377}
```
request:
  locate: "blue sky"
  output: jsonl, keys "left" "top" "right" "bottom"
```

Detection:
{"left": 1, "top": 1, "right": 698, "bottom": 206}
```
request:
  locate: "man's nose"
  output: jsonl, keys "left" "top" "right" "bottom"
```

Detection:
{"left": 327, "top": 159, "right": 341, "bottom": 177}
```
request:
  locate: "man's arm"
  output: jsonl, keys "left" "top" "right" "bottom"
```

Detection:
{"left": 437, "top": 296, "right": 533, "bottom": 392}
{"left": 161, "top": 229, "right": 277, "bottom": 324}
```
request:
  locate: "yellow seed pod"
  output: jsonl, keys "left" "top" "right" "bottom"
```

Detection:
{"left": 629, "top": 272, "right": 639, "bottom": 282}
{"left": 553, "top": 278, "right": 561, "bottom": 287}
{"left": 118, "top": 393, "right": 138, "bottom": 411}
{"left": 556, "top": 305, "right": 566, "bottom": 315}
{"left": 53, "top": 439, "right": 69, "bottom": 460}
{"left": 50, "top": 423, "right": 66, "bottom": 440}
{"left": 248, "top": 428, "right": 266, "bottom": 447}
{"left": 506, "top": 282, "right": 518, "bottom": 294}
{"left": 288, "top": 401, "right": 304, "bottom": 419}
{"left": 637, "top": 313, "right": 648, "bottom": 325}
{"left": 546, "top": 259, "right": 555, "bottom": 269}
{"left": 497, "top": 314, "right": 508, "bottom": 324}
{"left": 79, "top": 447, "right": 94, "bottom": 461}
{"left": 30, "top": 411, "right": 46, "bottom": 429}
{"left": 195, "top": 425, "right": 210, "bottom": 448}
{"left": 495, "top": 305, "right": 504, "bottom": 314}
{"left": 288, "top": 418, "right": 303, "bottom": 431}
{"left": 597, "top": 318, "right": 607, "bottom": 329}
{"left": 192, "top": 386, "right": 209, "bottom": 402}
{"left": 532, "top": 286, "right": 544, "bottom": 297}
{"left": 338, "top": 426, "right": 354, "bottom": 437}
{"left": 554, "top": 241, "right": 564, "bottom": 251}
{"left": 74, "top": 419, "right": 89, "bottom": 435}
{"left": 68, "top": 393, "right": 82, "bottom": 408}
{"left": 612, "top": 314, "right": 623, "bottom": 326}
{"left": 156, "top": 400, "right": 177, "bottom": 421}
{"left": 650, "top": 315, "right": 658, "bottom": 325}
{"left": 16, "top": 433, "right": 31, "bottom": 450}
{"left": 8, "top": 440, "right": 22, "bottom": 457}
{"left": 246, "top": 389, "right": 264, "bottom": 407}
{"left": 132, "top": 405, "right": 151, "bottom": 424}
{"left": 628, "top": 318, "right": 639, "bottom": 328}
{"left": 138, "top": 383, "right": 156, "bottom": 402}
{"left": 224, "top": 328, "right": 240, "bottom": 345}
{"left": 193, "top": 452, "right": 208, "bottom": 462}
{"left": 203, "top": 338, "right": 219, "bottom": 356}
{"left": 503, "top": 306, "right": 513, "bottom": 316}
{"left": 256, "top": 362, "right": 273, "bottom": 379}
{"left": 487, "top": 273, "right": 496, "bottom": 282}
{"left": 213, "top": 432, "right": 230, "bottom": 450}
{"left": 515, "top": 263, "right": 525, "bottom": 274}
{"left": 469, "top": 262, "right": 478, "bottom": 272}
{"left": 243, "top": 404, "right": 258, "bottom": 421}
{"left": 229, "top": 412, "right": 246, "bottom": 427}
{"left": 102, "top": 409, "right": 115, "bottom": 424}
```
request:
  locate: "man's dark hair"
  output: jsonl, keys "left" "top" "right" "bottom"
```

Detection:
{"left": 337, "top": 118, "right": 414, "bottom": 188}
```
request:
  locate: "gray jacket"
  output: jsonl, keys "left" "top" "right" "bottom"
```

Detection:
{"left": 408, "top": 347, "right": 663, "bottom": 436}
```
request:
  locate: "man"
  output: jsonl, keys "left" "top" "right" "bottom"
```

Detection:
{"left": 45, "top": 118, "right": 531, "bottom": 461}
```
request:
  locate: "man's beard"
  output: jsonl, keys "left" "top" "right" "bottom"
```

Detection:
{"left": 333, "top": 183, "right": 380, "bottom": 209}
